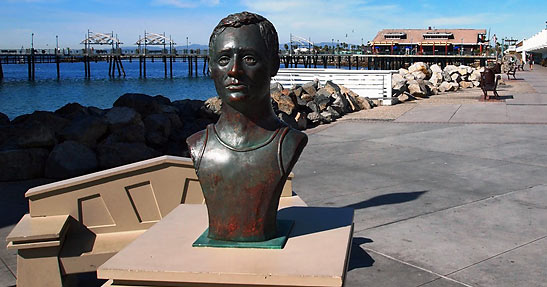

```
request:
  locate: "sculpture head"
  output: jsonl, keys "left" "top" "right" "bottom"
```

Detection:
{"left": 208, "top": 12, "right": 280, "bottom": 110}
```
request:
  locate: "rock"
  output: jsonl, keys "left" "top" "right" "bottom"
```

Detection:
{"left": 144, "top": 114, "right": 172, "bottom": 147}
{"left": 301, "top": 93, "right": 314, "bottom": 102}
{"left": 442, "top": 71, "right": 452, "bottom": 82}
{"left": 0, "top": 148, "right": 49, "bottom": 181}
{"left": 144, "top": 114, "right": 171, "bottom": 138}
{"left": 172, "top": 99, "right": 204, "bottom": 120}
{"left": 306, "top": 112, "right": 323, "bottom": 124}
{"left": 105, "top": 124, "right": 146, "bottom": 143}
{"left": 97, "top": 142, "right": 161, "bottom": 169}
{"left": 60, "top": 115, "right": 108, "bottom": 147}
{"left": 468, "top": 70, "right": 481, "bottom": 81}
{"left": 271, "top": 89, "right": 296, "bottom": 115}
{"left": 408, "top": 80, "right": 428, "bottom": 98}
{"left": 292, "top": 86, "right": 304, "bottom": 98}
{"left": 458, "top": 67, "right": 469, "bottom": 76}
{"left": 0, "top": 112, "right": 9, "bottom": 125}
{"left": 104, "top": 107, "right": 143, "bottom": 131}
{"left": 295, "top": 94, "right": 308, "bottom": 109}
{"left": 430, "top": 64, "right": 443, "bottom": 73}
{"left": 391, "top": 73, "right": 408, "bottom": 96}
{"left": 324, "top": 81, "right": 341, "bottom": 95}
{"left": 159, "top": 104, "right": 178, "bottom": 114}
{"left": 88, "top": 106, "right": 106, "bottom": 117}
{"left": 301, "top": 80, "right": 319, "bottom": 97}
{"left": 204, "top": 97, "right": 222, "bottom": 115}
{"left": 356, "top": 97, "right": 373, "bottom": 110}
{"left": 113, "top": 93, "right": 161, "bottom": 116}
{"left": 295, "top": 112, "right": 307, "bottom": 130}
{"left": 320, "top": 111, "right": 335, "bottom": 123}
{"left": 429, "top": 72, "right": 443, "bottom": 86}
{"left": 459, "top": 81, "right": 473, "bottom": 89}
{"left": 397, "top": 92, "right": 416, "bottom": 103}
{"left": 330, "top": 92, "right": 351, "bottom": 114}
{"left": 450, "top": 82, "right": 460, "bottom": 91}
{"left": 153, "top": 95, "right": 171, "bottom": 105}
{"left": 398, "top": 68, "right": 409, "bottom": 75}
{"left": 44, "top": 141, "right": 98, "bottom": 179}
{"left": 438, "top": 81, "right": 452, "bottom": 92}
{"left": 404, "top": 73, "right": 416, "bottom": 81}
{"left": 444, "top": 65, "right": 458, "bottom": 75}
{"left": 408, "top": 62, "right": 430, "bottom": 78}
{"left": 278, "top": 112, "right": 298, "bottom": 129}
{"left": 314, "top": 89, "right": 332, "bottom": 111}
{"left": 326, "top": 106, "right": 341, "bottom": 119}
{"left": 450, "top": 73, "right": 461, "bottom": 82}
{"left": 270, "top": 82, "right": 283, "bottom": 92}
{"left": 472, "top": 81, "right": 480, "bottom": 87}
{"left": 165, "top": 113, "right": 183, "bottom": 130}
{"left": 306, "top": 101, "right": 320, "bottom": 113}
{"left": 55, "top": 103, "right": 89, "bottom": 120}
{"left": 16, "top": 123, "right": 57, "bottom": 148}
{"left": 411, "top": 71, "right": 427, "bottom": 80}
{"left": 12, "top": 111, "right": 69, "bottom": 134}
{"left": 423, "top": 80, "right": 437, "bottom": 95}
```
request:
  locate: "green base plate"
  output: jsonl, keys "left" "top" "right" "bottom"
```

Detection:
{"left": 192, "top": 220, "right": 294, "bottom": 249}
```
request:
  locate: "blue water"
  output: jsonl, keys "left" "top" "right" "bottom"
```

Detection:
{"left": 0, "top": 60, "right": 216, "bottom": 119}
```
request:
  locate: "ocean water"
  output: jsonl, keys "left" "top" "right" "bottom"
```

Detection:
{"left": 0, "top": 59, "right": 216, "bottom": 119}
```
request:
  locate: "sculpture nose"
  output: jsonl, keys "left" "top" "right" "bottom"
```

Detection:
{"left": 227, "top": 58, "right": 243, "bottom": 77}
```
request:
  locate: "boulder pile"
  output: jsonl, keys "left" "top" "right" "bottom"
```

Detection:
{"left": 0, "top": 94, "right": 218, "bottom": 181}
{"left": 0, "top": 81, "right": 372, "bottom": 181}
{"left": 392, "top": 62, "right": 484, "bottom": 102}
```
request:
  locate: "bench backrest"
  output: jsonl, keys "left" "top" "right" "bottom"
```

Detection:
{"left": 272, "top": 68, "right": 394, "bottom": 101}
{"left": 25, "top": 156, "right": 293, "bottom": 235}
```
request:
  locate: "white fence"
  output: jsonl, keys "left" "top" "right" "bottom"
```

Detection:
{"left": 272, "top": 68, "right": 395, "bottom": 105}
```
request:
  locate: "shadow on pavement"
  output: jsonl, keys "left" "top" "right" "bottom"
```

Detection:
{"left": 344, "top": 191, "right": 428, "bottom": 210}
{"left": 348, "top": 237, "right": 375, "bottom": 271}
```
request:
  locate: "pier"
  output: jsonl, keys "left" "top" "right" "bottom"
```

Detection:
{"left": 0, "top": 51, "right": 209, "bottom": 80}
{"left": 280, "top": 54, "right": 495, "bottom": 70}
{"left": 0, "top": 51, "right": 495, "bottom": 81}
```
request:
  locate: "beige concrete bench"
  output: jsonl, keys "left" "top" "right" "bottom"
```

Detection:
{"left": 6, "top": 155, "right": 295, "bottom": 287}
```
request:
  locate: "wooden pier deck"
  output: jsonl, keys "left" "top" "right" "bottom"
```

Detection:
{"left": 0, "top": 52, "right": 494, "bottom": 81}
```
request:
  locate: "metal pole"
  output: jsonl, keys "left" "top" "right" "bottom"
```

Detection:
{"left": 56, "top": 35, "right": 60, "bottom": 79}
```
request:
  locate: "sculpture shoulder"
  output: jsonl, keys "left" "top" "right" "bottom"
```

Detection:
{"left": 186, "top": 129, "right": 207, "bottom": 164}
{"left": 280, "top": 127, "right": 308, "bottom": 174}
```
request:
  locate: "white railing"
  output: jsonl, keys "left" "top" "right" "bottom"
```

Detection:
{"left": 272, "top": 68, "right": 395, "bottom": 105}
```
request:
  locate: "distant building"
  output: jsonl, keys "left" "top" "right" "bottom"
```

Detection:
{"left": 516, "top": 28, "right": 547, "bottom": 60}
{"left": 370, "top": 28, "right": 488, "bottom": 55}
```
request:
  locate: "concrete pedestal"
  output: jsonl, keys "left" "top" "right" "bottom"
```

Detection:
{"left": 98, "top": 196, "right": 354, "bottom": 287}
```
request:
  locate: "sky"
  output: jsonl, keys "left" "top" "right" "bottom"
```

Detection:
{"left": 0, "top": 0, "right": 545, "bottom": 49}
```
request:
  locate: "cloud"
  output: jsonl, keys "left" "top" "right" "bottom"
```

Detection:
{"left": 239, "top": 0, "right": 403, "bottom": 45}
{"left": 152, "top": 0, "right": 219, "bottom": 8}
{"left": 428, "top": 14, "right": 503, "bottom": 27}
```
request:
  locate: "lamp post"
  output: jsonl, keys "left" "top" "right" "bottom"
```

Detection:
{"left": 186, "top": 36, "right": 189, "bottom": 54}
{"left": 331, "top": 38, "right": 334, "bottom": 54}
{"left": 31, "top": 33, "right": 34, "bottom": 52}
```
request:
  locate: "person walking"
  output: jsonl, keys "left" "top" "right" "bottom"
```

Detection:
{"left": 529, "top": 54, "right": 534, "bottom": 70}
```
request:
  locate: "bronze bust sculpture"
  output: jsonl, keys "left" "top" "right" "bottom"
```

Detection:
{"left": 187, "top": 12, "right": 308, "bottom": 242}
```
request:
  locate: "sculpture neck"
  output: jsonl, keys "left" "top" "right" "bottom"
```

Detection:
{"left": 215, "top": 101, "right": 281, "bottom": 150}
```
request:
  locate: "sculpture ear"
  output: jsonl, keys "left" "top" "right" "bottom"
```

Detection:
{"left": 270, "top": 54, "right": 280, "bottom": 77}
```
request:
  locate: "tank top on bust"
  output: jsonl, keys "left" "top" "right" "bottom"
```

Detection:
{"left": 194, "top": 123, "right": 290, "bottom": 241}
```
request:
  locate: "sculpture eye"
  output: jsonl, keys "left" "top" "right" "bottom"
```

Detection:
{"left": 243, "top": 55, "right": 256, "bottom": 65}
{"left": 218, "top": 56, "right": 230, "bottom": 66}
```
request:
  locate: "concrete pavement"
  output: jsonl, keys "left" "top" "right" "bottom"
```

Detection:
{"left": 294, "top": 66, "right": 547, "bottom": 286}
{"left": 1, "top": 66, "right": 546, "bottom": 286}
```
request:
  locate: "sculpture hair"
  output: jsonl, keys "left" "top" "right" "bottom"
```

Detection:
{"left": 209, "top": 11, "right": 280, "bottom": 76}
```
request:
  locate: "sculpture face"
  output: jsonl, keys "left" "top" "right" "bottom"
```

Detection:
{"left": 210, "top": 24, "right": 272, "bottom": 110}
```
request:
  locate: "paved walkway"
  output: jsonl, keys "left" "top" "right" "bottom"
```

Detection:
{"left": 1, "top": 66, "right": 546, "bottom": 286}
{"left": 296, "top": 66, "right": 547, "bottom": 286}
